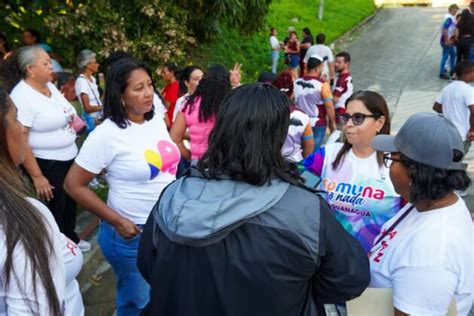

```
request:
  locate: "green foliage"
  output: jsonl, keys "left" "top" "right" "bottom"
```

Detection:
{"left": 1, "top": 0, "right": 275, "bottom": 72}
{"left": 0, "top": 1, "right": 73, "bottom": 47}
{"left": 193, "top": 0, "right": 376, "bottom": 82}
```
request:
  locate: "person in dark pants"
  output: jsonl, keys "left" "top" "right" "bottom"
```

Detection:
{"left": 138, "top": 83, "right": 370, "bottom": 316}
{"left": 9, "top": 45, "right": 90, "bottom": 251}
{"left": 456, "top": 9, "right": 473, "bottom": 65}
{"left": 299, "top": 27, "right": 314, "bottom": 77}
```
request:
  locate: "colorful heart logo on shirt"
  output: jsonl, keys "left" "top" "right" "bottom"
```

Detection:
{"left": 144, "top": 140, "right": 180, "bottom": 179}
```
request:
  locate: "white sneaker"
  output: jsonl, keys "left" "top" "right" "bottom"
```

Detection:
{"left": 77, "top": 240, "right": 92, "bottom": 252}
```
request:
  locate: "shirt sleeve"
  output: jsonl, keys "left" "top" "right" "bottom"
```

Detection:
{"left": 333, "top": 77, "right": 348, "bottom": 98}
{"left": 11, "top": 94, "right": 34, "bottom": 128}
{"left": 312, "top": 200, "right": 370, "bottom": 304}
{"left": 443, "top": 17, "right": 453, "bottom": 29}
{"left": 464, "top": 87, "right": 474, "bottom": 106}
{"left": 75, "top": 125, "right": 114, "bottom": 174}
{"left": 300, "top": 147, "right": 326, "bottom": 176}
{"left": 321, "top": 82, "right": 334, "bottom": 101}
{"left": 435, "top": 90, "right": 444, "bottom": 105}
{"left": 392, "top": 266, "right": 458, "bottom": 315}
{"left": 75, "top": 77, "right": 90, "bottom": 96}
{"left": 327, "top": 47, "right": 334, "bottom": 62}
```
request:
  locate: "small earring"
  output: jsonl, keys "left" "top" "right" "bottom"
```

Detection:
{"left": 409, "top": 180, "right": 412, "bottom": 186}
{"left": 121, "top": 100, "right": 126, "bottom": 108}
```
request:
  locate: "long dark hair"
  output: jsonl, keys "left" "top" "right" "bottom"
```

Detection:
{"left": 178, "top": 65, "right": 202, "bottom": 95}
{"left": 198, "top": 83, "right": 300, "bottom": 186}
{"left": 0, "top": 86, "right": 61, "bottom": 315}
{"left": 332, "top": 90, "right": 390, "bottom": 170}
{"left": 103, "top": 58, "right": 155, "bottom": 128}
{"left": 182, "top": 64, "right": 230, "bottom": 123}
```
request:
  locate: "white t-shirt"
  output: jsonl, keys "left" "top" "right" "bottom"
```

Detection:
{"left": 282, "top": 109, "right": 310, "bottom": 162}
{"left": 75, "top": 75, "right": 102, "bottom": 107}
{"left": 369, "top": 198, "right": 473, "bottom": 316}
{"left": 304, "top": 44, "right": 334, "bottom": 79}
{"left": 441, "top": 13, "right": 457, "bottom": 40}
{"left": 75, "top": 114, "right": 180, "bottom": 224}
{"left": 11, "top": 80, "right": 78, "bottom": 161}
{"left": 270, "top": 35, "right": 280, "bottom": 50}
{"left": 0, "top": 198, "right": 66, "bottom": 315}
{"left": 174, "top": 93, "right": 188, "bottom": 121}
{"left": 153, "top": 93, "right": 168, "bottom": 119}
{"left": 435, "top": 80, "right": 474, "bottom": 141}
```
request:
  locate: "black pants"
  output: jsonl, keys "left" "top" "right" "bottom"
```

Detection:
{"left": 457, "top": 37, "right": 472, "bottom": 64}
{"left": 36, "top": 158, "right": 80, "bottom": 243}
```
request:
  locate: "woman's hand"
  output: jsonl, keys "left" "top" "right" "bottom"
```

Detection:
{"left": 112, "top": 216, "right": 142, "bottom": 239}
{"left": 32, "top": 174, "right": 54, "bottom": 201}
{"left": 230, "top": 63, "right": 242, "bottom": 88}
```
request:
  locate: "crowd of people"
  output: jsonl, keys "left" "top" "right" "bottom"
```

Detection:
{"left": 0, "top": 5, "right": 473, "bottom": 315}
{"left": 439, "top": 2, "right": 474, "bottom": 79}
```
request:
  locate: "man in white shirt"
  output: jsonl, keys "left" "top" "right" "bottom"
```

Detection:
{"left": 269, "top": 28, "right": 280, "bottom": 74}
{"left": 303, "top": 33, "right": 335, "bottom": 84}
{"left": 433, "top": 61, "right": 474, "bottom": 153}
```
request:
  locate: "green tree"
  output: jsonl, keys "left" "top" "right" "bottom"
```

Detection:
{"left": 1, "top": 0, "right": 273, "bottom": 70}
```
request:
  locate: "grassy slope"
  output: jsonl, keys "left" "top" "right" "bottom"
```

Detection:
{"left": 191, "top": 0, "right": 376, "bottom": 82}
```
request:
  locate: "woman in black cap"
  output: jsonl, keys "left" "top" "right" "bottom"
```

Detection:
{"left": 369, "top": 112, "right": 473, "bottom": 316}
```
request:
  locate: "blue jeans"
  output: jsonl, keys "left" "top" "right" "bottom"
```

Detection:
{"left": 98, "top": 221, "right": 149, "bottom": 316}
{"left": 82, "top": 112, "right": 96, "bottom": 134}
{"left": 289, "top": 54, "right": 300, "bottom": 69}
{"left": 271, "top": 50, "right": 279, "bottom": 74}
{"left": 470, "top": 43, "right": 474, "bottom": 61}
{"left": 312, "top": 125, "right": 327, "bottom": 152}
{"left": 439, "top": 44, "right": 456, "bottom": 75}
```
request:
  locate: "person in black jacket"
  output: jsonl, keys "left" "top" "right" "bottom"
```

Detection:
{"left": 138, "top": 83, "right": 370, "bottom": 316}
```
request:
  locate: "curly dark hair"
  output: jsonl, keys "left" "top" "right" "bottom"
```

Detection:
{"left": 401, "top": 151, "right": 471, "bottom": 204}
{"left": 182, "top": 64, "right": 230, "bottom": 123}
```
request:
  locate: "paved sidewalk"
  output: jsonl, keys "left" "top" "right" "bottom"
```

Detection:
{"left": 344, "top": 6, "right": 474, "bottom": 212}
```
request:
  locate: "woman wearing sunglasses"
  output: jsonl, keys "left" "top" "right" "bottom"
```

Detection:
{"left": 300, "top": 90, "right": 403, "bottom": 253}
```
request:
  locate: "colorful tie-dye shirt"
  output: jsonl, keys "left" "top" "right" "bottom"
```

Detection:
{"left": 301, "top": 143, "right": 403, "bottom": 252}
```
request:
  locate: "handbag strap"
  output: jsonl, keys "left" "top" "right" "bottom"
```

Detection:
{"left": 372, "top": 205, "right": 415, "bottom": 248}
{"left": 80, "top": 74, "right": 102, "bottom": 106}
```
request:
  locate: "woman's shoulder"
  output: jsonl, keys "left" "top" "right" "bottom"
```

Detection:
{"left": 10, "top": 80, "right": 29, "bottom": 99}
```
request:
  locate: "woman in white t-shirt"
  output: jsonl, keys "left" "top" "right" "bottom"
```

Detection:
{"left": 64, "top": 58, "right": 180, "bottom": 316}
{"left": 9, "top": 46, "right": 90, "bottom": 251}
{"left": 75, "top": 49, "right": 102, "bottom": 133}
{"left": 0, "top": 86, "right": 66, "bottom": 315}
{"left": 301, "top": 90, "right": 403, "bottom": 253}
{"left": 370, "top": 112, "right": 473, "bottom": 316}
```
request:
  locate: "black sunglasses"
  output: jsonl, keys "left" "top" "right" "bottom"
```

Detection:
{"left": 341, "top": 112, "right": 381, "bottom": 126}
{"left": 383, "top": 154, "right": 402, "bottom": 168}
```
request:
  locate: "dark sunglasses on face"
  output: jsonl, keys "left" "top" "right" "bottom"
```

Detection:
{"left": 383, "top": 154, "right": 402, "bottom": 168}
{"left": 341, "top": 112, "right": 381, "bottom": 126}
